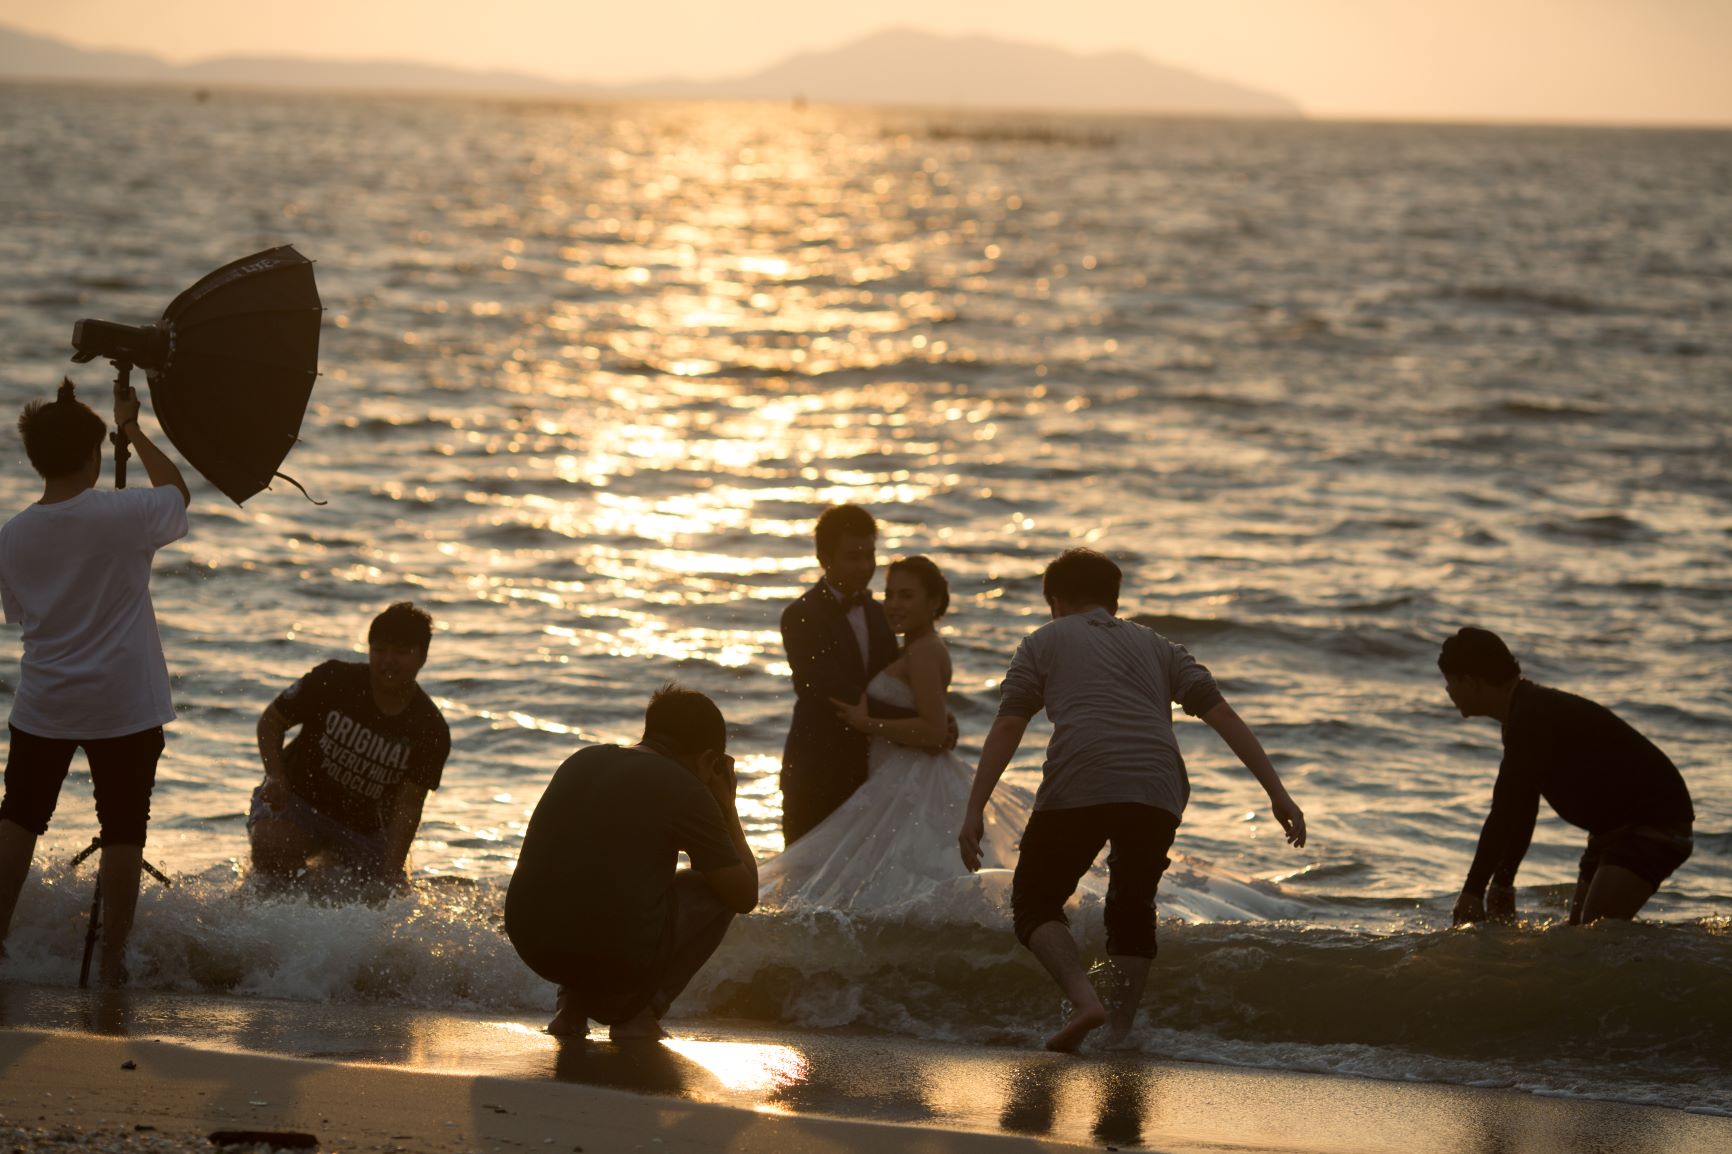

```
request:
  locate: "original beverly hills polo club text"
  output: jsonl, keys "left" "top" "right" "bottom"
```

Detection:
{"left": 317, "top": 711, "right": 414, "bottom": 799}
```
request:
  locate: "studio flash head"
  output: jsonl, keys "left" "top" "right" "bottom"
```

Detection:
{"left": 70, "top": 319, "right": 168, "bottom": 369}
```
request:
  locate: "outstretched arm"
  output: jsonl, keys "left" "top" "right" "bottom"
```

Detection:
{"left": 1199, "top": 700, "right": 1306, "bottom": 848}
{"left": 1453, "top": 762, "right": 1540, "bottom": 925}
{"left": 959, "top": 713, "right": 1030, "bottom": 871}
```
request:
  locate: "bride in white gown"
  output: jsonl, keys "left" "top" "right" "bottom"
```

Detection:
{"left": 757, "top": 556, "right": 1030, "bottom": 921}
{"left": 757, "top": 555, "right": 1301, "bottom": 928}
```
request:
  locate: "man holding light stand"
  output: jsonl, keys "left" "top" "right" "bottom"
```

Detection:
{"left": 0, "top": 371, "right": 190, "bottom": 984}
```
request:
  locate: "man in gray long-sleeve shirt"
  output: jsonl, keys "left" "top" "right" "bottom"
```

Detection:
{"left": 997, "top": 602, "right": 1224, "bottom": 818}
{"left": 960, "top": 548, "right": 1307, "bottom": 1053}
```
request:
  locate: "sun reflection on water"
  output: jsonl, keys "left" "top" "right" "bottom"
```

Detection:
{"left": 661, "top": 1038, "right": 809, "bottom": 1095}
{"left": 18, "top": 88, "right": 1721, "bottom": 926}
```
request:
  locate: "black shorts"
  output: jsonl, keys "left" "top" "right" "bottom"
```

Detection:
{"left": 1011, "top": 802, "right": 1180, "bottom": 959}
{"left": 1579, "top": 824, "right": 1693, "bottom": 891}
{"left": 0, "top": 724, "right": 165, "bottom": 847}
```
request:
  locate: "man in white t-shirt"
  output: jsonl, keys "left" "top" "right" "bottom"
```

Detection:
{"left": 0, "top": 378, "right": 189, "bottom": 984}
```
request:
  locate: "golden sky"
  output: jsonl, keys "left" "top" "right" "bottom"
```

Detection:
{"left": 6, "top": 0, "right": 1731, "bottom": 124}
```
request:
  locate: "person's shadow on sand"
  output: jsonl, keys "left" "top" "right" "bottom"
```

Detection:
{"left": 1000, "top": 1058, "right": 1061, "bottom": 1135}
{"left": 0, "top": 984, "right": 49, "bottom": 1084}
{"left": 0, "top": 986, "right": 127, "bottom": 1087}
{"left": 468, "top": 1037, "right": 760, "bottom": 1150}
{"left": 80, "top": 987, "right": 133, "bottom": 1035}
{"left": 1091, "top": 1060, "right": 1150, "bottom": 1148}
{"left": 1000, "top": 1054, "right": 1148, "bottom": 1148}
{"left": 549, "top": 1034, "right": 697, "bottom": 1094}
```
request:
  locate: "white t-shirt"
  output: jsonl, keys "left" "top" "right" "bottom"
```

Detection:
{"left": 0, "top": 486, "right": 189, "bottom": 739}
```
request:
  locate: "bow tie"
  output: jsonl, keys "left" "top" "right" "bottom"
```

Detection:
{"left": 831, "top": 590, "right": 867, "bottom": 610}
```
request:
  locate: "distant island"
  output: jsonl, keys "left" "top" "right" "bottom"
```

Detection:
{"left": 0, "top": 24, "right": 1301, "bottom": 117}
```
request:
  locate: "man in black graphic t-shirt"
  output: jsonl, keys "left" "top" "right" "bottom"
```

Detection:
{"left": 248, "top": 603, "right": 450, "bottom": 891}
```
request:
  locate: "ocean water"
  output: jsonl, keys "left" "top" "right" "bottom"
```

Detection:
{"left": 0, "top": 85, "right": 1728, "bottom": 1112}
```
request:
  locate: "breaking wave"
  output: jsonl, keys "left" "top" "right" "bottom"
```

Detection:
{"left": 3, "top": 855, "right": 1728, "bottom": 1111}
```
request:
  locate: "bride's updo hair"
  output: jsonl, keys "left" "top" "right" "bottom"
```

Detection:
{"left": 888, "top": 555, "right": 950, "bottom": 618}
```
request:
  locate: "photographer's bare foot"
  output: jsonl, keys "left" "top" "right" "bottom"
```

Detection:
{"left": 546, "top": 1007, "right": 584, "bottom": 1037}
{"left": 1100, "top": 1024, "right": 1139, "bottom": 1051}
{"left": 1045, "top": 1000, "right": 1107, "bottom": 1053}
{"left": 609, "top": 1008, "right": 667, "bottom": 1042}
{"left": 545, "top": 989, "right": 584, "bottom": 1037}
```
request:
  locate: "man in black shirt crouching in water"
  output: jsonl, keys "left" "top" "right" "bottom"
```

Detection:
{"left": 249, "top": 603, "right": 450, "bottom": 897}
{"left": 1441, "top": 627, "right": 1693, "bottom": 926}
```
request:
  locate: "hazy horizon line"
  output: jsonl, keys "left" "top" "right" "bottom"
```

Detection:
{"left": 6, "top": 74, "right": 1731, "bottom": 132}
{"left": 6, "top": 4, "right": 1732, "bottom": 129}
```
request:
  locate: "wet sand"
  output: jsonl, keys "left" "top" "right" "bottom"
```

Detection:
{"left": 3, "top": 983, "right": 1731, "bottom": 1153}
{"left": 1, "top": 1028, "right": 1079, "bottom": 1153}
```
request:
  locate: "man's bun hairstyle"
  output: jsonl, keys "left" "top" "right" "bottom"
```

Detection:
{"left": 643, "top": 682, "right": 727, "bottom": 758}
{"left": 18, "top": 379, "right": 105, "bottom": 480}
{"left": 1437, "top": 627, "right": 1521, "bottom": 683}
{"left": 369, "top": 601, "right": 434, "bottom": 654}
{"left": 814, "top": 504, "right": 876, "bottom": 561}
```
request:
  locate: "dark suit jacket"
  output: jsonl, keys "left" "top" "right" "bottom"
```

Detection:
{"left": 779, "top": 580, "right": 909, "bottom": 844}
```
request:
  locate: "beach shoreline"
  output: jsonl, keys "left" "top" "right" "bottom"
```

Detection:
{"left": 0, "top": 1027, "right": 1083, "bottom": 1154}
{"left": 3, "top": 984, "right": 1731, "bottom": 1154}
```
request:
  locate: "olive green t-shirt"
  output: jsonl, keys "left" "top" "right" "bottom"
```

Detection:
{"left": 505, "top": 744, "right": 739, "bottom": 980}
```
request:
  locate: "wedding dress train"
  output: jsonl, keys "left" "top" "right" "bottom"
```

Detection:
{"left": 759, "top": 671, "right": 1298, "bottom": 926}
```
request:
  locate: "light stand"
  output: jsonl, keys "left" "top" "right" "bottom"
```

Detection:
{"left": 110, "top": 361, "right": 133, "bottom": 489}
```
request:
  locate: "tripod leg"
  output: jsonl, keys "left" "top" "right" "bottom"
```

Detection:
{"left": 79, "top": 882, "right": 102, "bottom": 990}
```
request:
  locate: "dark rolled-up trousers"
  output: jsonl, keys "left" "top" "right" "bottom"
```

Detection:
{"left": 0, "top": 724, "right": 164, "bottom": 847}
{"left": 1011, "top": 802, "right": 1180, "bottom": 959}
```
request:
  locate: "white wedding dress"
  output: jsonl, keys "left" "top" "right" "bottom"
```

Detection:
{"left": 758, "top": 670, "right": 1029, "bottom": 923}
{"left": 758, "top": 671, "right": 1303, "bottom": 927}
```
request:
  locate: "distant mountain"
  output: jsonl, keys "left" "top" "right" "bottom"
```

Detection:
{"left": 644, "top": 28, "right": 1300, "bottom": 116}
{"left": 0, "top": 25, "right": 589, "bottom": 96}
{"left": 0, "top": 24, "right": 174, "bottom": 82}
{"left": 0, "top": 23, "right": 1300, "bottom": 117}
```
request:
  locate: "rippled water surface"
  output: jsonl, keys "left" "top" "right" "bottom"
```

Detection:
{"left": 0, "top": 84, "right": 1728, "bottom": 1109}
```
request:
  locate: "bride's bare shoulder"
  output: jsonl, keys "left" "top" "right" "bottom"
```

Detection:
{"left": 905, "top": 631, "right": 950, "bottom": 660}
{"left": 904, "top": 632, "right": 953, "bottom": 684}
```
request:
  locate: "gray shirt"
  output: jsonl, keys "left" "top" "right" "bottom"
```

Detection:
{"left": 997, "top": 609, "right": 1225, "bottom": 815}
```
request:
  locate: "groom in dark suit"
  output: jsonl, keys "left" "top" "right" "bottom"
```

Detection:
{"left": 779, "top": 505, "right": 912, "bottom": 846}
